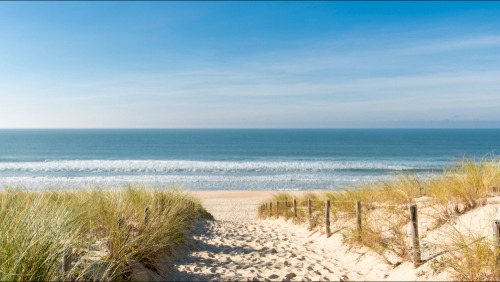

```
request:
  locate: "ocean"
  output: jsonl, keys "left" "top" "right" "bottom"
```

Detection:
{"left": 0, "top": 129, "right": 499, "bottom": 190}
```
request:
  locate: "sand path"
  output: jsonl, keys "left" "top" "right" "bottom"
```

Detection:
{"left": 166, "top": 220, "right": 357, "bottom": 281}
{"left": 165, "top": 192, "right": 362, "bottom": 281}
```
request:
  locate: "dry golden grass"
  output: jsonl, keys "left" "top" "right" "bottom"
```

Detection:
{"left": 0, "top": 185, "right": 212, "bottom": 281}
{"left": 260, "top": 157, "right": 500, "bottom": 280}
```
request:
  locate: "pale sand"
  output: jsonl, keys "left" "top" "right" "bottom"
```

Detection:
{"left": 133, "top": 191, "right": 500, "bottom": 281}
{"left": 191, "top": 191, "right": 314, "bottom": 221}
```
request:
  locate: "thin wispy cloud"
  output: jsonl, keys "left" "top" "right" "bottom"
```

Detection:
{"left": 399, "top": 35, "right": 500, "bottom": 54}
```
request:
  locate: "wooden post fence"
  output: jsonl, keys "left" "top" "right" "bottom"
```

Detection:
{"left": 308, "top": 199, "right": 312, "bottom": 226}
{"left": 144, "top": 207, "right": 150, "bottom": 225}
{"left": 118, "top": 217, "right": 125, "bottom": 229}
{"left": 356, "top": 200, "right": 362, "bottom": 240}
{"left": 325, "top": 199, "right": 331, "bottom": 237}
{"left": 276, "top": 201, "right": 279, "bottom": 219}
{"left": 269, "top": 202, "right": 272, "bottom": 218}
{"left": 284, "top": 200, "right": 288, "bottom": 218}
{"left": 493, "top": 219, "right": 500, "bottom": 279}
{"left": 62, "top": 246, "right": 72, "bottom": 272}
{"left": 259, "top": 199, "right": 431, "bottom": 269}
{"left": 293, "top": 199, "right": 297, "bottom": 219}
{"left": 409, "top": 204, "right": 421, "bottom": 267}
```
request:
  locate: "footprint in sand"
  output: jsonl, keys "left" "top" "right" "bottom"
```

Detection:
{"left": 268, "top": 274, "right": 280, "bottom": 279}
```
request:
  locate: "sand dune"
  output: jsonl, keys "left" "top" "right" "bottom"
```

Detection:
{"left": 132, "top": 191, "right": 499, "bottom": 281}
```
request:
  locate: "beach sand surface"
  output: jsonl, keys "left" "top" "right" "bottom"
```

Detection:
{"left": 133, "top": 191, "right": 500, "bottom": 281}
{"left": 192, "top": 191, "right": 313, "bottom": 221}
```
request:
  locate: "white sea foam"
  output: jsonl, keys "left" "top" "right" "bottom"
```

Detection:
{"left": 0, "top": 174, "right": 389, "bottom": 190}
{"left": 0, "top": 160, "right": 444, "bottom": 190}
{"left": 0, "top": 159, "right": 445, "bottom": 173}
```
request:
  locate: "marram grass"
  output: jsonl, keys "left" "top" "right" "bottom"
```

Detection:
{"left": 0, "top": 186, "right": 212, "bottom": 281}
{"left": 260, "top": 157, "right": 500, "bottom": 281}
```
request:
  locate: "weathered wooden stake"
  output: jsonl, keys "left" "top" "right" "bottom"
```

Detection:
{"left": 356, "top": 200, "right": 362, "bottom": 239}
{"left": 284, "top": 200, "right": 288, "bottom": 218}
{"left": 144, "top": 207, "right": 150, "bottom": 225}
{"left": 269, "top": 202, "right": 272, "bottom": 217}
{"left": 62, "top": 246, "right": 72, "bottom": 272}
{"left": 409, "top": 204, "right": 421, "bottom": 267}
{"left": 276, "top": 201, "right": 279, "bottom": 218}
{"left": 308, "top": 199, "right": 312, "bottom": 226}
{"left": 118, "top": 217, "right": 125, "bottom": 229}
{"left": 293, "top": 199, "right": 297, "bottom": 219}
{"left": 492, "top": 219, "right": 500, "bottom": 279}
{"left": 325, "top": 199, "right": 331, "bottom": 237}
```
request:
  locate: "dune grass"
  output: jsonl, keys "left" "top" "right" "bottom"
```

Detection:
{"left": 0, "top": 185, "right": 212, "bottom": 281}
{"left": 435, "top": 225, "right": 497, "bottom": 281}
{"left": 260, "top": 157, "right": 500, "bottom": 280}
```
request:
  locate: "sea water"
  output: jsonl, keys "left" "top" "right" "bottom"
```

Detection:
{"left": 0, "top": 129, "right": 499, "bottom": 190}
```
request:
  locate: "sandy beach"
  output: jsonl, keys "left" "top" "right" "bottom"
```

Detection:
{"left": 191, "top": 191, "right": 317, "bottom": 221}
{"left": 145, "top": 190, "right": 495, "bottom": 281}
{"left": 166, "top": 191, "right": 366, "bottom": 281}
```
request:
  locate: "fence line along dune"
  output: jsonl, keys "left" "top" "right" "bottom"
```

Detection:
{"left": 260, "top": 158, "right": 500, "bottom": 281}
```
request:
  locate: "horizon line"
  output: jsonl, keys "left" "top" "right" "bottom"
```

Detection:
{"left": 1, "top": 127, "right": 500, "bottom": 130}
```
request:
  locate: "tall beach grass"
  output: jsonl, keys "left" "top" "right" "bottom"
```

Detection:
{"left": 260, "top": 157, "right": 500, "bottom": 280}
{"left": 0, "top": 185, "right": 212, "bottom": 281}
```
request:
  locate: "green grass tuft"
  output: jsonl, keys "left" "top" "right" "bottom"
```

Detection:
{"left": 0, "top": 186, "right": 212, "bottom": 281}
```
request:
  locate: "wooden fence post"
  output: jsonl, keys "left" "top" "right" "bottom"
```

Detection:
{"left": 308, "top": 199, "right": 312, "bottom": 226}
{"left": 356, "top": 200, "right": 362, "bottom": 240}
{"left": 62, "top": 246, "right": 72, "bottom": 272}
{"left": 410, "top": 204, "right": 421, "bottom": 267}
{"left": 144, "top": 207, "right": 150, "bottom": 225}
{"left": 118, "top": 217, "right": 124, "bottom": 229}
{"left": 276, "top": 201, "right": 279, "bottom": 219}
{"left": 284, "top": 200, "right": 288, "bottom": 218}
{"left": 325, "top": 199, "right": 331, "bottom": 237}
{"left": 293, "top": 199, "right": 297, "bottom": 219}
{"left": 492, "top": 219, "right": 500, "bottom": 279}
{"left": 269, "top": 202, "right": 272, "bottom": 217}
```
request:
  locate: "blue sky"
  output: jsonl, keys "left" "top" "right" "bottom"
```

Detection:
{"left": 1, "top": 2, "right": 500, "bottom": 128}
